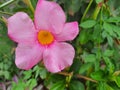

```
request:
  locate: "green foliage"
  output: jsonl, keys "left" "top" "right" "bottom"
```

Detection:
{"left": 69, "top": 80, "right": 85, "bottom": 90}
{"left": 1, "top": 0, "right": 120, "bottom": 90}
{"left": 80, "top": 20, "right": 96, "bottom": 28}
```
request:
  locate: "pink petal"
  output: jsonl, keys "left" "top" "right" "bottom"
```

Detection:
{"left": 8, "top": 12, "right": 36, "bottom": 44}
{"left": 35, "top": 0, "right": 66, "bottom": 33}
{"left": 55, "top": 22, "right": 79, "bottom": 41}
{"left": 15, "top": 43, "right": 44, "bottom": 70}
{"left": 43, "top": 42, "right": 75, "bottom": 73}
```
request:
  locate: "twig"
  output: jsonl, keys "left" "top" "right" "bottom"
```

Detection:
{"left": 76, "top": 74, "right": 97, "bottom": 83}
{"left": 58, "top": 72, "right": 97, "bottom": 83}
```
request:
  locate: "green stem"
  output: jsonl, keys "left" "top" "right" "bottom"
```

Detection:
{"left": 28, "top": 0, "right": 34, "bottom": 14}
{"left": 0, "top": 0, "right": 15, "bottom": 9}
{"left": 23, "top": 0, "right": 34, "bottom": 14}
{"left": 92, "top": 5, "right": 101, "bottom": 20}
{"left": 81, "top": 0, "right": 93, "bottom": 22}
{"left": 0, "top": 11, "right": 13, "bottom": 15}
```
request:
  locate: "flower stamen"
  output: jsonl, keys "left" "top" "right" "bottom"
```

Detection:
{"left": 37, "top": 30, "right": 54, "bottom": 45}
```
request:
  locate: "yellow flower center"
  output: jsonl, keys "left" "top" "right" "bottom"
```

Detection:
{"left": 37, "top": 30, "right": 54, "bottom": 45}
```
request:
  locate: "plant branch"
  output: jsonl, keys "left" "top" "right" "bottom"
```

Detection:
{"left": 58, "top": 72, "right": 97, "bottom": 83}
{"left": 76, "top": 74, "right": 97, "bottom": 83}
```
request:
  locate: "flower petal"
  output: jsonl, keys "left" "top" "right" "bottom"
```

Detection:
{"left": 8, "top": 12, "right": 36, "bottom": 44}
{"left": 15, "top": 43, "right": 44, "bottom": 70}
{"left": 43, "top": 42, "right": 75, "bottom": 73}
{"left": 55, "top": 22, "right": 79, "bottom": 41}
{"left": 35, "top": 0, "right": 66, "bottom": 33}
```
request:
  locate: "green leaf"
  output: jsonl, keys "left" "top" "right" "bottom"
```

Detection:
{"left": 79, "top": 63, "right": 93, "bottom": 74}
{"left": 39, "top": 67, "right": 48, "bottom": 79}
{"left": 95, "top": 0, "right": 103, "bottom": 4}
{"left": 92, "top": 24, "right": 103, "bottom": 43}
{"left": 114, "top": 76, "right": 120, "bottom": 87}
{"left": 97, "top": 82, "right": 114, "bottom": 90}
{"left": 26, "top": 79, "right": 37, "bottom": 90}
{"left": 70, "top": 59, "right": 81, "bottom": 74}
{"left": 23, "top": 70, "right": 32, "bottom": 79}
{"left": 12, "top": 80, "right": 26, "bottom": 90}
{"left": 80, "top": 20, "right": 96, "bottom": 28}
{"left": 107, "top": 36, "right": 113, "bottom": 47}
{"left": 103, "top": 22, "right": 116, "bottom": 37}
{"left": 50, "top": 80, "right": 65, "bottom": 90}
{"left": 103, "top": 49, "right": 114, "bottom": 57}
{"left": 91, "top": 70, "right": 105, "bottom": 81}
{"left": 33, "top": 65, "right": 48, "bottom": 79}
{"left": 82, "top": 52, "right": 96, "bottom": 63}
{"left": 112, "top": 25, "right": 120, "bottom": 39}
{"left": 69, "top": 80, "right": 85, "bottom": 90}
{"left": 106, "top": 17, "right": 120, "bottom": 23}
{"left": 103, "top": 57, "right": 115, "bottom": 74}
{"left": 78, "top": 30, "right": 89, "bottom": 45}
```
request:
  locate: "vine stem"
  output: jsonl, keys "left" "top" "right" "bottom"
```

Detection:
{"left": 81, "top": 0, "right": 93, "bottom": 22}
{"left": 58, "top": 72, "right": 97, "bottom": 83}
{"left": 0, "top": 0, "right": 15, "bottom": 9}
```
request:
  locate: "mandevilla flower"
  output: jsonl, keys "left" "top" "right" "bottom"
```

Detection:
{"left": 7, "top": 0, "right": 79, "bottom": 73}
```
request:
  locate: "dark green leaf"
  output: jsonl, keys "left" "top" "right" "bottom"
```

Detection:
{"left": 69, "top": 80, "right": 85, "bottom": 90}
{"left": 79, "top": 63, "right": 93, "bottom": 74}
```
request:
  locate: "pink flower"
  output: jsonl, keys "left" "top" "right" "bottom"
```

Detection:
{"left": 7, "top": 0, "right": 79, "bottom": 73}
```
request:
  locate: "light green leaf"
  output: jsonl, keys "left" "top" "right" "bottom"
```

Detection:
{"left": 90, "top": 70, "right": 105, "bottom": 81}
{"left": 107, "top": 36, "right": 113, "bottom": 47}
{"left": 82, "top": 52, "right": 96, "bottom": 62}
{"left": 80, "top": 20, "right": 96, "bottom": 28}
{"left": 96, "top": 0, "right": 103, "bottom": 4}
{"left": 106, "top": 17, "right": 120, "bottom": 23}
{"left": 103, "top": 49, "right": 114, "bottom": 57}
